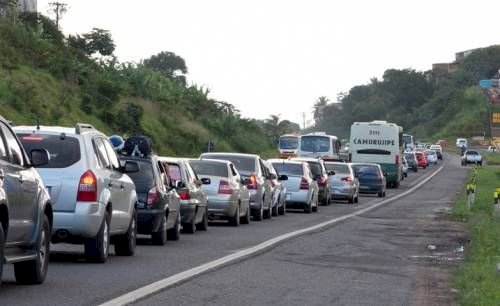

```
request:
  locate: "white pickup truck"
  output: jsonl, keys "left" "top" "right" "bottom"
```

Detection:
{"left": 461, "top": 150, "right": 483, "bottom": 166}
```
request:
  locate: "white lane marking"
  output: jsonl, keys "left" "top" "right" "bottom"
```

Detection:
{"left": 100, "top": 164, "right": 445, "bottom": 306}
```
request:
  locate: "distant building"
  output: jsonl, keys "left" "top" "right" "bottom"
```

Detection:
{"left": 431, "top": 46, "right": 495, "bottom": 80}
{"left": 0, "top": 0, "right": 37, "bottom": 15}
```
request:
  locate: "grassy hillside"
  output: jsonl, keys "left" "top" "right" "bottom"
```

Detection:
{"left": 0, "top": 14, "right": 275, "bottom": 157}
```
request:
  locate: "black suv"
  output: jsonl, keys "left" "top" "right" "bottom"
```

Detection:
{"left": 0, "top": 117, "right": 53, "bottom": 285}
{"left": 120, "top": 155, "right": 182, "bottom": 245}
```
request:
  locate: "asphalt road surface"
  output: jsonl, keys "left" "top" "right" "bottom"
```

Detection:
{"left": 0, "top": 153, "right": 467, "bottom": 306}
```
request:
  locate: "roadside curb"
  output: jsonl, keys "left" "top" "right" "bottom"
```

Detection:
{"left": 100, "top": 162, "right": 446, "bottom": 306}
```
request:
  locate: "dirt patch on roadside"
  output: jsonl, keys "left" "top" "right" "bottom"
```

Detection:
{"left": 410, "top": 213, "right": 467, "bottom": 306}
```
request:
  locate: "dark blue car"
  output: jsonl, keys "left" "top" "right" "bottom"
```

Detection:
{"left": 351, "top": 163, "right": 386, "bottom": 197}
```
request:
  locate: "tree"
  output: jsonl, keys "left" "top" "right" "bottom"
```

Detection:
{"left": 313, "top": 96, "right": 329, "bottom": 126}
{"left": 143, "top": 51, "right": 188, "bottom": 83}
{"left": 68, "top": 28, "right": 115, "bottom": 57}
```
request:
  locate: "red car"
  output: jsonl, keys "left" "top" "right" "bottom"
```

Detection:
{"left": 415, "top": 151, "right": 428, "bottom": 169}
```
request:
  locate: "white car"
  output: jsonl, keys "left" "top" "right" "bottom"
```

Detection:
{"left": 456, "top": 138, "right": 468, "bottom": 148}
{"left": 424, "top": 150, "right": 438, "bottom": 164}
{"left": 429, "top": 144, "right": 443, "bottom": 160}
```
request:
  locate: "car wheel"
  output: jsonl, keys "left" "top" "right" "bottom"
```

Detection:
{"left": 14, "top": 215, "right": 50, "bottom": 284}
{"left": 278, "top": 201, "right": 286, "bottom": 215}
{"left": 354, "top": 194, "right": 359, "bottom": 203}
{"left": 167, "top": 212, "right": 181, "bottom": 241}
{"left": 183, "top": 213, "right": 197, "bottom": 234}
{"left": 253, "top": 206, "right": 263, "bottom": 221}
{"left": 85, "top": 212, "right": 110, "bottom": 263}
{"left": 263, "top": 207, "right": 271, "bottom": 219}
{"left": 394, "top": 181, "right": 400, "bottom": 188}
{"left": 414, "top": 167, "right": 418, "bottom": 173}
{"left": 0, "top": 225, "right": 3, "bottom": 286}
{"left": 383, "top": 191, "right": 386, "bottom": 197}
{"left": 304, "top": 200, "right": 313, "bottom": 213}
{"left": 197, "top": 207, "right": 209, "bottom": 231}
{"left": 241, "top": 203, "right": 251, "bottom": 224}
{"left": 348, "top": 196, "right": 354, "bottom": 204}
{"left": 115, "top": 208, "right": 137, "bottom": 256}
{"left": 272, "top": 201, "right": 278, "bottom": 217}
{"left": 377, "top": 191, "right": 384, "bottom": 198}
{"left": 229, "top": 204, "right": 240, "bottom": 227}
{"left": 152, "top": 214, "right": 168, "bottom": 245}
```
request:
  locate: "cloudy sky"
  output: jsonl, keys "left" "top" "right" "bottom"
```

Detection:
{"left": 38, "top": 0, "right": 500, "bottom": 126}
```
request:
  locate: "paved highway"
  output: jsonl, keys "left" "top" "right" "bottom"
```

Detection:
{"left": 0, "top": 154, "right": 467, "bottom": 306}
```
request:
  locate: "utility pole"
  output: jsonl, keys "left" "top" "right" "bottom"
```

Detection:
{"left": 49, "top": 1, "right": 67, "bottom": 29}
{"left": 302, "top": 112, "right": 306, "bottom": 130}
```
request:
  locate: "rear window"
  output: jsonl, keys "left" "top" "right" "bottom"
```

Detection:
{"left": 404, "top": 153, "right": 415, "bottom": 160}
{"left": 325, "top": 163, "right": 349, "bottom": 174}
{"left": 352, "top": 165, "right": 379, "bottom": 176}
{"left": 272, "top": 163, "right": 303, "bottom": 176}
{"left": 466, "top": 151, "right": 478, "bottom": 155}
{"left": 201, "top": 155, "right": 255, "bottom": 173}
{"left": 122, "top": 160, "right": 155, "bottom": 192}
{"left": 190, "top": 161, "right": 229, "bottom": 177}
{"left": 18, "top": 133, "right": 81, "bottom": 168}
{"left": 306, "top": 161, "right": 322, "bottom": 176}
{"left": 166, "top": 163, "right": 183, "bottom": 182}
{"left": 300, "top": 136, "right": 330, "bottom": 152}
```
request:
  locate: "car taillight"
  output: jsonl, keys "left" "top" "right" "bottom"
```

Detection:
{"left": 395, "top": 154, "right": 400, "bottom": 165}
{"left": 300, "top": 177, "right": 309, "bottom": 190}
{"left": 341, "top": 176, "right": 353, "bottom": 182}
{"left": 147, "top": 186, "right": 160, "bottom": 206}
{"left": 77, "top": 170, "right": 97, "bottom": 202}
{"left": 218, "top": 179, "right": 233, "bottom": 195}
{"left": 247, "top": 174, "right": 258, "bottom": 190}
{"left": 179, "top": 189, "right": 191, "bottom": 200}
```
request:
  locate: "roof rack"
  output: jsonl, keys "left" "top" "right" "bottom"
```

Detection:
{"left": 75, "top": 123, "right": 96, "bottom": 134}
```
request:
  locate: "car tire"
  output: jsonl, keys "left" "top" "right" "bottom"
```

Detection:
{"left": 14, "top": 215, "right": 50, "bottom": 284}
{"left": 278, "top": 201, "right": 286, "bottom": 215}
{"left": 354, "top": 194, "right": 359, "bottom": 203}
{"left": 115, "top": 208, "right": 137, "bottom": 256}
{"left": 197, "top": 207, "right": 209, "bottom": 231}
{"left": 253, "top": 206, "right": 263, "bottom": 221}
{"left": 394, "top": 181, "right": 400, "bottom": 188}
{"left": 272, "top": 201, "right": 279, "bottom": 217}
{"left": 413, "top": 167, "right": 418, "bottom": 173}
{"left": 152, "top": 214, "right": 168, "bottom": 245}
{"left": 0, "top": 224, "right": 3, "bottom": 286}
{"left": 229, "top": 205, "right": 240, "bottom": 227}
{"left": 241, "top": 204, "right": 251, "bottom": 224}
{"left": 263, "top": 207, "right": 271, "bottom": 219}
{"left": 167, "top": 213, "right": 181, "bottom": 241}
{"left": 304, "top": 199, "right": 313, "bottom": 214}
{"left": 85, "top": 212, "right": 110, "bottom": 263}
{"left": 348, "top": 196, "right": 354, "bottom": 204}
{"left": 183, "top": 214, "right": 197, "bottom": 234}
{"left": 377, "top": 191, "right": 384, "bottom": 198}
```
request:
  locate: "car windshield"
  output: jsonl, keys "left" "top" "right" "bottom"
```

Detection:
{"left": 190, "top": 161, "right": 229, "bottom": 177}
{"left": 279, "top": 136, "right": 299, "bottom": 150}
{"left": 122, "top": 160, "right": 154, "bottom": 192}
{"left": 300, "top": 136, "right": 330, "bottom": 152}
{"left": 18, "top": 133, "right": 81, "bottom": 168}
{"left": 272, "top": 163, "right": 303, "bottom": 176}
{"left": 404, "top": 153, "right": 415, "bottom": 160}
{"left": 324, "top": 163, "right": 349, "bottom": 174}
{"left": 201, "top": 154, "right": 255, "bottom": 173}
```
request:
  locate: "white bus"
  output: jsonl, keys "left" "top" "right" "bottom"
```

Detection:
{"left": 298, "top": 132, "right": 342, "bottom": 161}
{"left": 278, "top": 134, "right": 300, "bottom": 158}
{"left": 350, "top": 121, "right": 403, "bottom": 188}
{"left": 402, "top": 133, "right": 415, "bottom": 151}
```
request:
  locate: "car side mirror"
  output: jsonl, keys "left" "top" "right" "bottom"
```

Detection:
{"left": 30, "top": 149, "right": 50, "bottom": 167}
{"left": 328, "top": 170, "right": 335, "bottom": 176}
{"left": 242, "top": 178, "right": 252, "bottom": 185}
{"left": 278, "top": 174, "right": 288, "bottom": 181}
{"left": 122, "top": 161, "right": 140, "bottom": 173}
{"left": 200, "top": 177, "right": 211, "bottom": 185}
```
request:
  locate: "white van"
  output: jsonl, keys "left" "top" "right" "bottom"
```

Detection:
{"left": 298, "top": 132, "right": 341, "bottom": 161}
{"left": 456, "top": 138, "right": 468, "bottom": 148}
{"left": 350, "top": 121, "right": 403, "bottom": 188}
{"left": 278, "top": 134, "right": 300, "bottom": 158}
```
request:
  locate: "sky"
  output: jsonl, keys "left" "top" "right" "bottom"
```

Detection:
{"left": 38, "top": 0, "right": 500, "bottom": 126}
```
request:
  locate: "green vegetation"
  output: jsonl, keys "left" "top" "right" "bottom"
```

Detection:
{"left": 0, "top": 13, "right": 275, "bottom": 157}
{"left": 311, "top": 46, "right": 500, "bottom": 141}
{"left": 483, "top": 152, "right": 500, "bottom": 165}
{"left": 451, "top": 166, "right": 500, "bottom": 305}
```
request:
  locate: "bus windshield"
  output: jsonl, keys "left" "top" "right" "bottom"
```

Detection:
{"left": 300, "top": 136, "right": 330, "bottom": 152}
{"left": 279, "top": 136, "right": 299, "bottom": 150}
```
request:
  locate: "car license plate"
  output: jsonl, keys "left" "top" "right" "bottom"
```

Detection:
{"left": 359, "top": 185, "right": 368, "bottom": 190}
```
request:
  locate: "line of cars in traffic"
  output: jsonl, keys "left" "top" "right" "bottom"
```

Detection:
{"left": 0, "top": 121, "right": 382, "bottom": 286}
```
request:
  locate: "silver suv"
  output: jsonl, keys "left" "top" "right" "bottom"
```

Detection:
{"left": 15, "top": 124, "right": 139, "bottom": 263}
